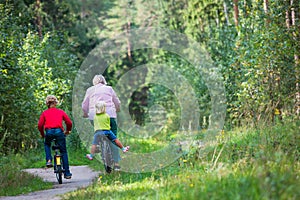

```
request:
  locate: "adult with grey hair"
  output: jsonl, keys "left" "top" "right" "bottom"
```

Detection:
{"left": 82, "top": 74, "right": 122, "bottom": 170}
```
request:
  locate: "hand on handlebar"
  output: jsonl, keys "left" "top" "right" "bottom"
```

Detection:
{"left": 64, "top": 130, "right": 71, "bottom": 135}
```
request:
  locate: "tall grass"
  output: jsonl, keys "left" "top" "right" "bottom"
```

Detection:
{"left": 0, "top": 141, "right": 91, "bottom": 196}
{"left": 62, "top": 121, "right": 300, "bottom": 200}
{"left": 0, "top": 122, "right": 298, "bottom": 198}
{"left": 0, "top": 152, "right": 52, "bottom": 196}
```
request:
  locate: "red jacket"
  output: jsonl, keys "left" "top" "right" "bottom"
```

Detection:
{"left": 38, "top": 107, "right": 72, "bottom": 137}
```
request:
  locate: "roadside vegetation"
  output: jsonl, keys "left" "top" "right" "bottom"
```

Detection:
{"left": 0, "top": 137, "right": 89, "bottom": 196}
{"left": 0, "top": 151, "right": 52, "bottom": 196}
{"left": 61, "top": 121, "right": 300, "bottom": 200}
{"left": 0, "top": 119, "right": 298, "bottom": 199}
{"left": 1, "top": 1, "right": 300, "bottom": 199}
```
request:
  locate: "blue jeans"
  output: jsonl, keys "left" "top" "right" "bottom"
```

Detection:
{"left": 92, "top": 130, "right": 117, "bottom": 145}
{"left": 44, "top": 128, "right": 71, "bottom": 176}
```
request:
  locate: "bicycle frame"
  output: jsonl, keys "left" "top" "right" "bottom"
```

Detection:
{"left": 54, "top": 147, "right": 62, "bottom": 168}
{"left": 52, "top": 139, "right": 64, "bottom": 184}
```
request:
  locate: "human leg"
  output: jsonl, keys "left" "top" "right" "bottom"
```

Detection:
{"left": 44, "top": 130, "right": 54, "bottom": 166}
{"left": 86, "top": 144, "right": 97, "bottom": 160}
{"left": 86, "top": 130, "right": 105, "bottom": 160}
{"left": 110, "top": 118, "right": 121, "bottom": 163}
{"left": 85, "top": 120, "right": 96, "bottom": 160}
{"left": 112, "top": 139, "right": 122, "bottom": 149}
{"left": 113, "top": 139, "right": 129, "bottom": 152}
{"left": 54, "top": 129, "right": 72, "bottom": 178}
{"left": 104, "top": 130, "right": 129, "bottom": 152}
{"left": 90, "top": 145, "right": 97, "bottom": 155}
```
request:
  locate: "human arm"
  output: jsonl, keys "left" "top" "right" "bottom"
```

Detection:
{"left": 37, "top": 113, "right": 45, "bottom": 138}
{"left": 111, "top": 88, "right": 121, "bottom": 112}
{"left": 82, "top": 89, "right": 90, "bottom": 117}
{"left": 62, "top": 111, "right": 72, "bottom": 134}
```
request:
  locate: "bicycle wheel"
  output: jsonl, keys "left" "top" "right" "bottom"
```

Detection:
{"left": 56, "top": 165, "right": 63, "bottom": 184}
{"left": 55, "top": 155, "right": 63, "bottom": 184}
{"left": 100, "top": 137, "right": 114, "bottom": 173}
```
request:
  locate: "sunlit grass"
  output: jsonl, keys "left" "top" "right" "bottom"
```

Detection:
{"left": 0, "top": 144, "right": 91, "bottom": 196}
{"left": 0, "top": 153, "right": 52, "bottom": 196}
{"left": 1, "top": 121, "right": 299, "bottom": 199}
{"left": 62, "top": 121, "right": 300, "bottom": 200}
{"left": 123, "top": 138, "right": 166, "bottom": 153}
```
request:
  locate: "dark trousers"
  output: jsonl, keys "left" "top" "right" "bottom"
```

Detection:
{"left": 44, "top": 128, "right": 71, "bottom": 175}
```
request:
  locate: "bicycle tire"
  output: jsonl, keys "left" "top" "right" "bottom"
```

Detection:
{"left": 101, "top": 137, "right": 114, "bottom": 173}
{"left": 56, "top": 165, "right": 63, "bottom": 184}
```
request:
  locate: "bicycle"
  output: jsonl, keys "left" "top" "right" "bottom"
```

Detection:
{"left": 96, "top": 134, "right": 114, "bottom": 174}
{"left": 52, "top": 139, "right": 64, "bottom": 184}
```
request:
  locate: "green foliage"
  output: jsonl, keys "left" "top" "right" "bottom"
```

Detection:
{"left": 0, "top": 152, "right": 52, "bottom": 196}
{"left": 0, "top": 120, "right": 298, "bottom": 199}
{"left": 0, "top": 141, "right": 92, "bottom": 196}
{"left": 0, "top": 3, "right": 78, "bottom": 154}
{"left": 94, "top": 0, "right": 300, "bottom": 129}
{"left": 228, "top": 1, "right": 299, "bottom": 127}
{"left": 62, "top": 122, "right": 299, "bottom": 200}
{"left": 0, "top": 3, "right": 299, "bottom": 199}
{"left": 179, "top": 0, "right": 299, "bottom": 128}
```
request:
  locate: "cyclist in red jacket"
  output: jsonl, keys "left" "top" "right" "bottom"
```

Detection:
{"left": 38, "top": 95, "right": 72, "bottom": 179}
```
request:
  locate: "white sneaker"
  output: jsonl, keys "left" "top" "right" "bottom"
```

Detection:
{"left": 114, "top": 165, "right": 121, "bottom": 171}
{"left": 122, "top": 146, "right": 130, "bottom": 153}
{"left": 86, "top": 154, "right": 93, "bottom": 160}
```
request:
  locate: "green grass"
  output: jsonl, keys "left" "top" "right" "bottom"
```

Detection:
{"left": 122, "top": 137, "right": 166, "bottom": 153}
{"left": 1, "top": 121, "right": 299, "bottom": 199}
{"left": 0, "top": 153, "right": 52, "bottom": 196}
{"left": 0, "top": 144, "right": 90, "bottom": 196}
{"left": 62, "top": 121, "right": 300, "bottom": 200}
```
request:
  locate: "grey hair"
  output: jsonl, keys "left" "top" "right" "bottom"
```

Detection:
{"left": 92, "top": 74, "right": 107, "bottom": 86}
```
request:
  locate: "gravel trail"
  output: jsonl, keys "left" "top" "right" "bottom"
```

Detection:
{"left": 0, "top": 166, "right": 100, "bottom": 200}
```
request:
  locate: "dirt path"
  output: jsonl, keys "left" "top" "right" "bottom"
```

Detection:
{"left": 0, "top": 166, "right": 100, "bottom": 200}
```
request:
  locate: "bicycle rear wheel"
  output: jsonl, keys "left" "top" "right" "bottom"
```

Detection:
{"left": 56, "top": 165, "right": 63, "bottom": 184}
{"left": 101, "top": 137, "right": 114, "bottom": 173}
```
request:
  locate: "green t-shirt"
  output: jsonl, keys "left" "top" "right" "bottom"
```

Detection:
{"left": 94, "top": 113, "right": 111, "bottom": 131}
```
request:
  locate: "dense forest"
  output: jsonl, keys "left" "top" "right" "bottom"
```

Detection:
{"left": 0, "top": 0, "right": 299, "bottom": 155}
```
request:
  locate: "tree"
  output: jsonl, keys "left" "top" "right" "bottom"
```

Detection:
{"left": 0, "top": 2, "right": 78, "bottom": 154}
{"left": 233, "top": 0, "right": 239, "bottom": 27}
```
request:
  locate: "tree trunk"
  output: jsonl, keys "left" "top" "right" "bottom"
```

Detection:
{"left": 291, "top": 0, "right": 300, "bottom": 116}
{"left": 264, "top": 0, "right": 270, "bottom": 25}
{"left": 223, "top": 1, "right": 230, "bottom": 26}
{"left": 215, "top": 9, "right": 220, "bottom": 27}
{"left": 286, "top": 0, "right": 300, "bottom": 116}
{"left": 243, "top": 0, "right": 248, "bottom": 17}
{"left": 81, "top": 0, "right": 87, "bottom": 18}
{"left": 126, "top": 21, "right": 133, "bottom": 63}
{"left": 35, "top": 0, "right": 42, "bottom": 39}
{"left": 286, "top": 5, "right": 291, "bottom": 28}
{"left": 233, "top": 0, "right": 239, "bottom": 27}
{"left": 263, "top": 0, "right": 268, "bottom": 13}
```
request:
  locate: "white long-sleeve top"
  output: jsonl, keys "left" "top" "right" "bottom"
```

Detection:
{"left": 82, "top": 83, "right": 121, "bottom": 120}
